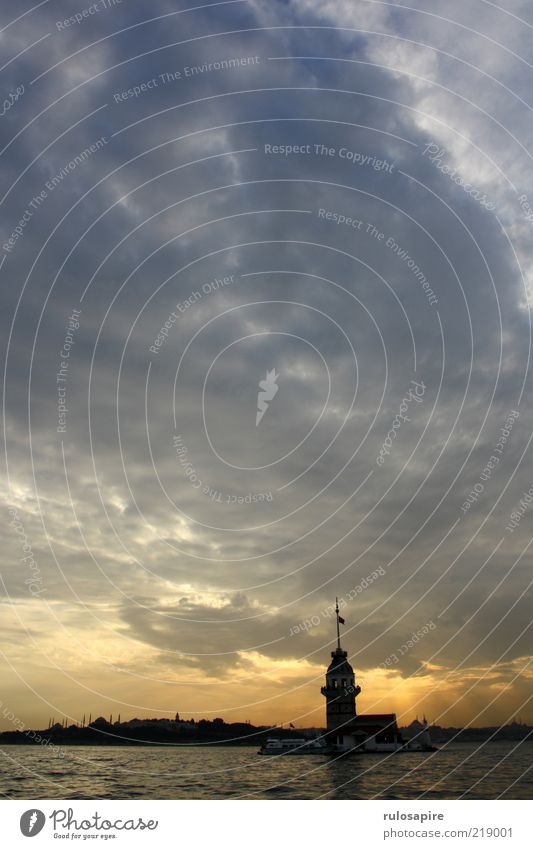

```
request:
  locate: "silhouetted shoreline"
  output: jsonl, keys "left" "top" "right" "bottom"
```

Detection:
{"left": 0, "top": 717, "right": 531, "bottom": 748}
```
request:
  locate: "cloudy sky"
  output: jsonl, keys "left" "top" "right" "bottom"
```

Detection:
{"left": 1, "top": 0, "right": 532, "bottom": 731}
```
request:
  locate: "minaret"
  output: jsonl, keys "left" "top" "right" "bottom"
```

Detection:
{"left": 321, "top": 599, "right": 360, "bottom": 733}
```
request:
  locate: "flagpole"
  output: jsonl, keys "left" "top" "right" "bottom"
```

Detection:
{"left": 335, "top": 597, "right": 341, "bottom": 649}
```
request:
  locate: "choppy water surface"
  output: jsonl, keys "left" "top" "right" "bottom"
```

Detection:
{"left": 0, "top": 742, "right": 530, "bottom": 799}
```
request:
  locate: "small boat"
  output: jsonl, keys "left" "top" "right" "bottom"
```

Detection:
{"left": 258, "top": 737, "right": 328, "bottom": 755}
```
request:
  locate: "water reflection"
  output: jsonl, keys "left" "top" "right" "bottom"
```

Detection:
{"left": 0, "top": 742, "right": 530, "bottom": 799}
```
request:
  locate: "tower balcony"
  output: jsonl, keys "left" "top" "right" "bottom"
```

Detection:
{"left": 321, "top": 684, "right": 361, "bottom": 698}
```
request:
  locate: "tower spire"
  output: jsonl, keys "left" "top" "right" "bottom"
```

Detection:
{"left": 322, "top": 604, "right": 359, "bottom": 734}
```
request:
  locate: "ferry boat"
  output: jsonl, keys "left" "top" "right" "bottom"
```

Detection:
{"left": 258, "top": 737, "right": 328, "bottom": 755}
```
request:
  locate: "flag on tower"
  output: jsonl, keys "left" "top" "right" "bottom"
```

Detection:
{"left": 338, "top": 614, "right": 345, "bottom": 625}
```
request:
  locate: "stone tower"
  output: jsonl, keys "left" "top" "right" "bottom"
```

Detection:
{"left": 321, "top": 599, "right": 361, "bottom": 731}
